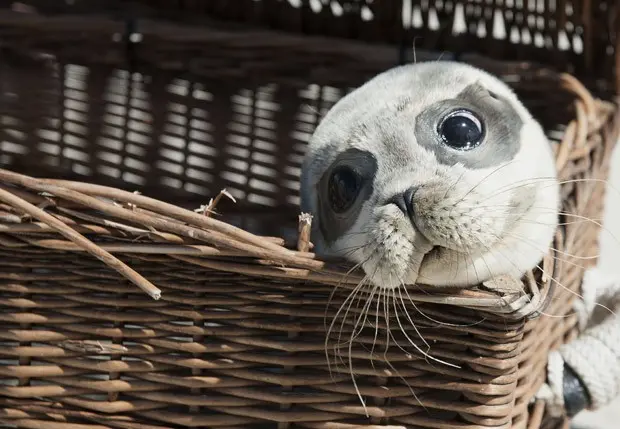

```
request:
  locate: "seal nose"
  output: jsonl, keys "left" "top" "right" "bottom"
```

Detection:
{"left": 391, "top": 187, "right": 417, "bottom": 219}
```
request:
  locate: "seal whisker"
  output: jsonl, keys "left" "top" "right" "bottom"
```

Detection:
{"left": 472, "top": 175, "right": 557, "bottom": 203}
{"left": 383, "top": 276, "right": 391, "bottom": 359}
{"left": 337, "top": 226, "right": 377, "bottom": 238}
{"left": 379, "top": 286, "right": 430, "bottom": 412}
{"left": 454, "top": 159, "right": 521, "bottom": 206}
{"left": 392, "top": 285, "right": 431, "bottom": 357}
{"left": 464, "top": 231, "right": 497, "bottom": 285}
{"left": 503, "top": 230, "right": 601, "bottom": 262}
{"left": 350, "top": 279, "right": 379, "bottom": 345}
{"left": 477, "top": 176, "right": 618, "bottom": 207}
{"left": 471, "top": 214, "right": 595, "bottom": 228}
{"left": 347, "top": 278, "right": 431, "bottom": 413}
{"left": 394, "top": 279, "right": 430, "bottom": 349}
{"left": 342, "top": 261, "right": 388, "bottom": 416}
{"left": 387, "top": 286, "right": 431, "bottom": 412}
{"left": 326, "top": 275, "right": 369, "bottom": 378}
{"left": 535, "top": 263, "right": 616, "bottom": 319}
{"left": 400, "top": 286, "right": 487, "bottom": 328}
{"left": 475, "top": 207, "right": 620, "bottom": 252}
{"left": 381, "top": 343, "right": 428, "bottom": 412}
{"left": 471, "top": 205, "right": 600, "bottom": 220}
{"left": 498, "top": 230, "right": 617, "bottom": 319}
{"left": 469, "top": 206, "right": 605, "bottom": 232}
{"left": 324, "top": 244, "right": 378, "bottom": 334}
{"left": 392, "top": 285, "right": 459, "bottom": 368}
{"left": 370, "top": 284, "right": 382, "bottom": 370}
{"left": 339, "top": 281, "right": 377, "bottom": 384}
{"left": 336, "top": 243, "right": 373, "bottom": 258}
{"left": 335, "top": 278, "right": 367, "bottom": 359}
{"left": 333, "top": 256, "right": 384, "bottom": 378}
{"left": 348, "top": 319, "right": 367, "bottom": 415}
{"left": 388, "top": 288, "right": 425, "bottom": 360}
{"left": 443, "top": 165, "right": 469, "bottom": 201}
{"left": 476, "top": 226, "right": 614, "bottom": 320}
{"left": 462, "top": 220, "right": 530, "bottom": 287}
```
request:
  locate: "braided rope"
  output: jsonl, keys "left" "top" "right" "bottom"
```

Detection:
{"left": 538, "top": 266, "right": 620, "bottom": 415}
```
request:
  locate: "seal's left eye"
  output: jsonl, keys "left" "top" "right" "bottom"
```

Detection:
{"left": 328, "top": 166, "right": 362, "bottom": 214}
{"left": 438, "top": 109, "right": 485, "bottom": 150}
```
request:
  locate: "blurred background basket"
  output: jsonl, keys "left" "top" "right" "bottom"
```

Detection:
{"left": 0, "top": 1, "right": 618, "bottom": 429}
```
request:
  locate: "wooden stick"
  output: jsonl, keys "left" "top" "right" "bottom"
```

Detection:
{"left": 0, "top": 169, "right": 323, "bottom": 269}
{"left": 196, "top": 188, "right": 236, "bottom": 217}
{"left": 0, "top": 187, "right": 162, "bottom": 300}
{"left": 297, "top": 213, "right": 313, "bottom": 253}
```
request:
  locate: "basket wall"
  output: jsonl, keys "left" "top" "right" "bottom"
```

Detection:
{"left": 0, "top": 5, "right": 618, "bottom": 429}
{"left": 2, "top": 1, "right": 618, "bottom": 93}
{"left": 126, "top": 0, "right": 620, "bottom": 94}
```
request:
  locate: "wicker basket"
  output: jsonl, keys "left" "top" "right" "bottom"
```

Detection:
{"left": 0, "top": 2, "right": 618, "bottom": 429}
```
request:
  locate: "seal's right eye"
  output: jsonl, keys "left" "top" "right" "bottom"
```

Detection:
{"left": 328, "top": 166, "right": 362, "bottom": 213}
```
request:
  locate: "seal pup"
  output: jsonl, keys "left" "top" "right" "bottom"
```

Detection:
{"left": 300, "top": 60, "right": 560, "bottom": 289}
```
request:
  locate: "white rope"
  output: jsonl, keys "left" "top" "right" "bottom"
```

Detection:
{"left": 573, "top": 267, "right": 620, "bottom": 331}
{"left": 541, "top": 350, "right": 566, "bottom": 417}
{"left": 562, "top": 266, "right": 620, "bottom": 409}
{"left": 561, "top": 320, "right": 620, "bottom": 408}
{"left": 537, "top": 266, "right": 620, "bottom": 411}
{"left": 572, "top": 268, "right": 604, "bottom": 331}
{"left": 534, "top": 127, "right": 620, "bottom": 417}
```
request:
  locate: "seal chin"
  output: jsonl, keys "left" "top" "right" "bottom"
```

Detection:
{"left": 362, "top": 243, "right": 490, "bottom": 289}
{"left": 362, "top": 250, "right": 428, "bottom": 290}
{"left": 364, "top": 263, "right": 405, "bottom": 290}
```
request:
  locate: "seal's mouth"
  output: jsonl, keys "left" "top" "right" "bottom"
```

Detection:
{"left": 421, "top": 245, "right": 442, "bottom": 265}
{"left": 420, "top": 244, "right": 480, "bottom": 269}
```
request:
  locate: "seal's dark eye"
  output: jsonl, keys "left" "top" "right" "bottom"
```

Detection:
{"left": 438, "top": 109, "right": 484, "bottom": 150}
{"left": 328, "top": 166, "right": 362, "bottom": 213}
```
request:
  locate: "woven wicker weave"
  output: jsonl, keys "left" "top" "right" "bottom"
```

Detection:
{"left": 0, "top": 2, "right": 618, "bottom": 429}
{"left": 134, "top": 0, "right": 620, "bottom": 93}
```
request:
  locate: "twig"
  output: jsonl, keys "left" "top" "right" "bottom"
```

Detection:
{"left": 194, "top": 188, "right": 236, "bottom": 217}
{"left": 15, "top": 236, "right": 243, "bottom": 256}
{"left": 0, "top": 169, "right": 324, "bottom": 269}
{"left": 297, "top": 212, "right": 313, "bottom": 253}
{"left": 0, "top": 186, "right": 162, "bottom": 300}
{"left": 57, "top": 206, "right": 150, "bottom": 234}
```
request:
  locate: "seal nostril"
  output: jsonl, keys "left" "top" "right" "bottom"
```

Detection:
{"left": 403, "top": 187, "right": 417, "bottom": 218}
{"left": 391, "top": 194, "right": 408, "bottom": 215}
{"left": 390, "top": 187, "right": 417, "bottom": 219}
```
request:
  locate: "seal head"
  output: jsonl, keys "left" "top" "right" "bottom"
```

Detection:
{"left": 300, "top": 61, "right": 559, "bottom": 289}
